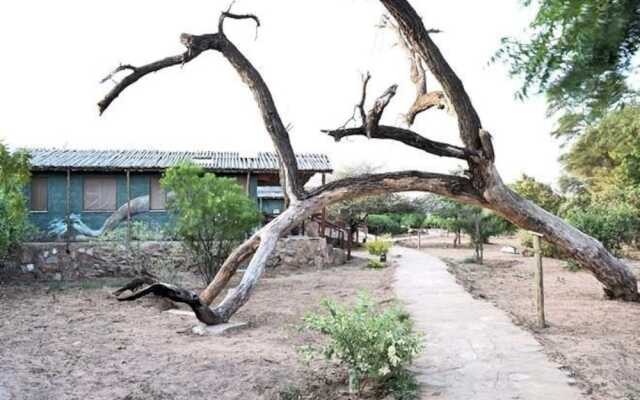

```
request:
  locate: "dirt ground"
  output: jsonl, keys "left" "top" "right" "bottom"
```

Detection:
{"left": 0, "top": 257, "right": 394, "bottom": 400}
{"left": 401, "top": 233, "right": 640, "bottom": 400}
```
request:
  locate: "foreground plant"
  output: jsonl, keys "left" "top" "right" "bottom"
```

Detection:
{"left": 108, "top": 0, "right": 639, "bottom": 328}
{"left": 301, "top": 294, "right": 422, "bottom": 397}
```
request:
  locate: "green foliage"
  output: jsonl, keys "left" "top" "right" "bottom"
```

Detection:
{"left": 562, "top": 105, "right": 640, "bottom": 192}
{"left": 365, "top": 236, "right": 393, "bottom": 257}
{"left": 367, "top": 259, "right": 386, "bottom": 269}
{"left": 382, "top": 369, "right": 420, "bottom": 400}
{"left": 518, "top": 230, "right": 564, "bottom": 258}
{"left": 0, "top": 143, "right": 31, "bottom": 261}
{"left": 302, "top": 294, "right": 422, "bottom": 396}
{"left": 367, "top": 214, "right": 405, "bottom": 235}
{"left": 494, "top": 0, "right": 640, "bottom": 137}
{"left": 162, "top": 163, "right": 262, "bottom": 285}
{"left": 564, "top": 260, "right": 581, "bottom": 272}
{"left": 565, "top": 204, "right": 640, "bottom": 255}
{"left": 511, "top": 174, "right": 564, "bottom": 215}
{"left": 95, "top": 220, "right": 165, "bottom": 242}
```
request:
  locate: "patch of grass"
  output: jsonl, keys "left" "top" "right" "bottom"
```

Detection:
{"left": 277, "top": 385, "right": 302, "bottom": 400}
{"left": 367, "top": 259, "right": 386, "bottom": 269}
{"left": 383, "top": 369, "right": 420, "bottom": 400}
{"left": 564, "top": 260, "right": 581, "bottom": 272}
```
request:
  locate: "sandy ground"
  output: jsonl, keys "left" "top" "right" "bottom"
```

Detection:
{"left": 400, "top": 233, "right": 640, "bottom": 400}
{"left": 0, "top": 257, "right": 394, "bottom": 400}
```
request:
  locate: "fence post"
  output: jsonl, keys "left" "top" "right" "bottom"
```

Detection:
{"left": 532, "top": 232, "right": 546, "bottom": 329}
{"left": 417, "top": 229, "right": 421, "bottom": 249}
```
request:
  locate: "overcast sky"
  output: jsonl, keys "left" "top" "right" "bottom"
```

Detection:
{"left": 0, "top": 0, "right": 562, "bottom": 185}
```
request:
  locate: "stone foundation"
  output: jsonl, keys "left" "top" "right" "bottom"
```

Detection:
{"left": 4, "top": 237, "right": 345, "bottom": 280}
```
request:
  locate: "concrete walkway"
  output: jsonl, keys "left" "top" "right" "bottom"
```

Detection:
{"left": 392, "top": 246, "right": 583, "bottom": 400}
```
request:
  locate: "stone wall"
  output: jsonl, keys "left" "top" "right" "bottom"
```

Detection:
{"left": 4, "top": 237, "right": 346, "bottom": 280}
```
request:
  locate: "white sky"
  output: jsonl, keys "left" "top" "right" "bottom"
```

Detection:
{"left": 0, "top": 0, "right": 562, "bottom": 186}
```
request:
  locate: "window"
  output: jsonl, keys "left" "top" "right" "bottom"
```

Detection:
{"left": 84, "top": 177, "right": 117, "bottom": 211}
{"left": 149, "top": 176, "right": 166, "bottom": 210}
{"left": 30, "top": 177, "right": 48, "bottom": 212}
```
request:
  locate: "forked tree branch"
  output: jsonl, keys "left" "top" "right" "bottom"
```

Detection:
{"left": 98, "top": 16, "right": 303, "bottom": 199}
{"left": 380, "top": 0, "right": 483, "bottom": 151}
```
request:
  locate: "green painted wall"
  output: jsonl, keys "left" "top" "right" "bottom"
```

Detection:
{"left": 27, "top": 171, "right": 283, "bottom": 240}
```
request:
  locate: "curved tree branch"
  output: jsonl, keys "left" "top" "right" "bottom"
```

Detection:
{"left": 98, "top": 15, "right": 303, "bottom": 200}
{"left": 322, "top": 125, "right": 473, "bottom": 160}
{"left": 380, "top": 0, "right": 483, "bottom": 151}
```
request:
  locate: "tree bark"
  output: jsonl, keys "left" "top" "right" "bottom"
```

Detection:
{"left": 98, "top": 0, "right": 638, "bottom": 325}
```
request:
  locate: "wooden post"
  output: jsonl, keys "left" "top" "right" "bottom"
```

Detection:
{"left": 347, "top": 227, "right": 352, "bottom": 260}
{"left": 126, "top": 170, "right": 131, "bottom": 244}
{"left": 418, "top": 229, "right": 421, "bottom": 249}
{"left": 532, "top": 232, "right": 546, "bottom": 329}
{"left": 65, "top": 169, "right": 71, "bottom": 251}
{"left": 320, "top": 173, "right": 326, "bottom": 238}
{"left": 245, "top": 171, "right": 251, "bottom": 195}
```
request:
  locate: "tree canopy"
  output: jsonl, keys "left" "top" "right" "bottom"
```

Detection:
{"left": 495, "top": 0, "right": 640, "bottom": 138}
{"left": 0, "top": 143, "right": 31, "bottom": 261}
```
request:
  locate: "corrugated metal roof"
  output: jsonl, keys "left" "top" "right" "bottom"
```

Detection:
{"left": 24, "top": 148, "right": 333, "bottom": 173}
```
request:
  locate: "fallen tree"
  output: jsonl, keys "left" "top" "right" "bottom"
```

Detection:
{"left": 104, "top": 0, "right": 639, "bottom": 325}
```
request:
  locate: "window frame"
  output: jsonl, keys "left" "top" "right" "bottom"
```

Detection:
{"left": 30, "top": 176, "right": 48, "bottom": 213}
{"left": 149, "top": 176, "right": 167, "bottom": 211}
{"left": 83, "top": 176, "right": 118, "bottom": 212}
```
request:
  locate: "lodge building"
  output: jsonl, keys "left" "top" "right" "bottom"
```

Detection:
{"left": 24, "top": 148, "right": 332, "bottom": 241}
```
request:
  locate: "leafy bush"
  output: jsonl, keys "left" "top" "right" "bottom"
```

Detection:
{"left": 302, "top": 294, "right": 422, "bottom": 396}
{"left": 367, "top": 259, "right": 386, "bottom": 269}
{"left": 95, "top": 220, "right": 165, "bottom": 242}
{"left": 367, "top": 214, "right": 405, "bottom": 235}
{"left": 365, "top": 236, "right": 393, "bottom": 257}
{"left": 518, "top": 230, "right": 564, "bottom": 258}
{"left": 0, "top": 144, "right": 31, "bottom": 262}
{"left": 565, "top": 204, "right": 639, "bottom": 255}
{"left": 162, "top": 163, "right": 262, "bottom": 285}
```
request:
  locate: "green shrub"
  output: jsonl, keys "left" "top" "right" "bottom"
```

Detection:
{"left": 367, "top": 214, "right": 405, "bottom": 235}
{"left": 301, "top": 294, "right": 422, "bottom": 395}
{"left": 564, "top": 260, "right": 581, "bottom": 272}
{"left": 162, "top": 163, "right": 262, "bottom": 285}
{"left": 367, "top": 259, "right": 386, "bottom": 269}
{"left": 96, "top": 220, "right": 165, "bottom": 242}
{"left": 518, "top": 230, "right": 564, "bottom": 258}
{"left": 0, "top": 144, "right": 31, "bottom": 262}
{"left": 565, "top": 204, "right": 640, "bottom": 255}
{"left": 365, "top": 236, "right": 393, "bottom": 257}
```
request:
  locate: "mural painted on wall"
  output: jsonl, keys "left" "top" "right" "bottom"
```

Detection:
{"left": 44, "top": 194, "right": 162, "bottom": 241}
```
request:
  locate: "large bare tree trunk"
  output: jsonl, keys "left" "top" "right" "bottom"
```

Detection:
{"left": 104, "top": 0, "right": 638, "bottom": 325}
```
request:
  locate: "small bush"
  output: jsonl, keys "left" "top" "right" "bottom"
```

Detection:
{"left": 367, "top": 214, "right": 405, "bottom": 235}
{"left": 382, "top": 369, "right": 420, "bottom": 400}
{"left": 96, "top": 220, "right": 165, "bottom": 242}
{"left": 367, "top": 259, "right": 386, "bottom": 269}
{"left": 365, "top": 236, "right": 393, "bottom": 257}
{"left": 301, "top": 293, "right": 422, "bottom": 396}
{"left": 518, "top": 230, "right": 564, "bottom": 258}
{"left": 564, "top": 259, "right": 581, "bottom": 272}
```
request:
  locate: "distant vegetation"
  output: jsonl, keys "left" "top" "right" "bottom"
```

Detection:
{"left": 0, "top": 143, "right": 31, "bottom": 263}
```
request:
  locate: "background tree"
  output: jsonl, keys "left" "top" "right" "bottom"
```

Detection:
{"left": 562, "top": 105, "right": 640, "bottom": 193}
{"left": 0, "top": 143, "right": 31, "bottom": 263}
{"left": 428, "top": 197, "right": 516, "bottom": 262}
{"left": 495, "top": 0, "right": 640, "bottom": 138}
{"left": 510, "top": 174, "right": 564, "bottom": 215}
{"left": 162, "top": 163, "right": 262, "bottom": 285}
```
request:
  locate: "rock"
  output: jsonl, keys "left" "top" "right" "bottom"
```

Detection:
{"left": 501, "top": 246, "right": 518, "bottom": 255}
{"left": 192, "top": 321, "right": 248, "bottom": 336}
{"left": 21, "top": 264, "right": 35, "bottom": 273}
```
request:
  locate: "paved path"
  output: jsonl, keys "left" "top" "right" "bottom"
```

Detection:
{"left": 392, "top": 246, "right": 583, "bottom": 400}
